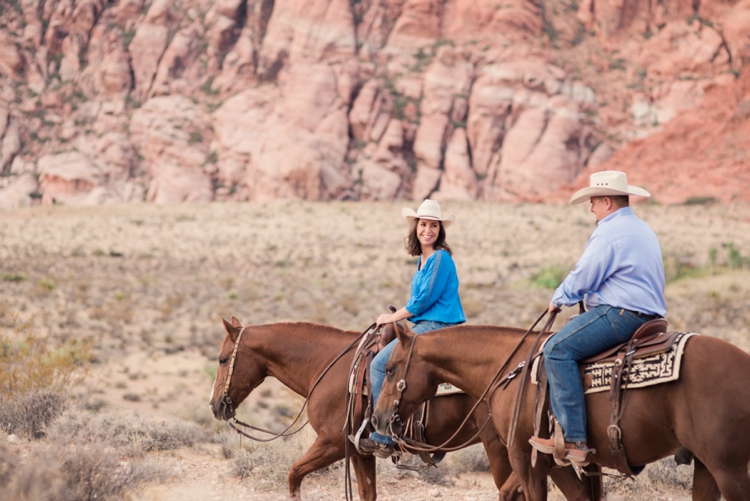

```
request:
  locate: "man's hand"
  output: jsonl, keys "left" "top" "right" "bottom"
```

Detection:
{"left": 548, "top": 302, "right": 561, "bottom": 315}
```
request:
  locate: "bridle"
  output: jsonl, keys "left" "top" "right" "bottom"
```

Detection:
{"left": 219, "top": 326, "right": 247, "bottom": 418}
{"left": 384, "top": 309, "right": 557, "bottom": 454}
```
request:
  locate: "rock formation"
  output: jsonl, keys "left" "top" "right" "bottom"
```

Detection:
{"left": 0, "top": 0, "right": 748, "bottom": 207}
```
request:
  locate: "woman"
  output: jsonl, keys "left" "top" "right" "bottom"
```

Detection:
{"left": 358, "top": 199, "right": 466, "bottom": 457}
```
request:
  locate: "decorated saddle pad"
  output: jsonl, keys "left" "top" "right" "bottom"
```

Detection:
{"left": 581, "top": 332, "right": 696, "bottom": 394}
{"left": 532, "top": 332, "right": 697, "bottom": 394}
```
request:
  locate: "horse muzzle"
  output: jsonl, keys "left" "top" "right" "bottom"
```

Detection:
{"left": 209, "top": 396, "right": 236, "bottom": 421}
{"left": 371, "top": 410, "right": 404, "bottom": 437}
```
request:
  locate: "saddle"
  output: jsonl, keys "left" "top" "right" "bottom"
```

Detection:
{"left": 532, "top": 318, "right": 679, "bottom": 476}
{"left": 345, "top": 322, "right": 445, "bottom": 466}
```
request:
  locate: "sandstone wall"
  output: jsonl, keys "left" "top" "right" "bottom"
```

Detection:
{"left": 0, "top": 0, "right": 748, "bottom": 208}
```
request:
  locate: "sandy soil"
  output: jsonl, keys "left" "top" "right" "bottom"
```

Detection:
{"left": 1, "top": 200, "right": 749, "bottom": 500}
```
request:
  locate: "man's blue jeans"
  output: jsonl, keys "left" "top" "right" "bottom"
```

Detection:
{"left": 543, "top": 305, "right": 651, "bottom": 443}
{"left": 369, "top": 320, "right": 457, "bottom": 444}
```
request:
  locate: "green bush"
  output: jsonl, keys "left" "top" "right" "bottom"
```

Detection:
{"left": 530, "top": 265, "right": 568, "bottom": 289}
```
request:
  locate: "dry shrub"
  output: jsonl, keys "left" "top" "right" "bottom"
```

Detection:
{"left": 57, "top": 445, "right": 171, "bottom": 501}
{"left": 444, "top": 443, "right": 491, "bottom": 475}
{"left": 0, "top": 310, "right": 91, "bottom": 439}
{"left": 233, "top": 426, "right": 320, "bottom": 488}
{"left": 215, "top": 428, "right": 257, "bottom": 459}
{"left": 0, "top": 389, "right": 69, "bottom": 439}
{"left": 0, "top": 442, "right": 63, "bottom": 500}
{"left": 178, "top": 402, "right": 226, "bottom": 433}
{"left": 0, "top": 311, "right": 91, "bottom": 397}
{"left": 604, "top": 457, "right": 692, "bottom": 497}
{"left": 0, "top": 441, "right": 172, "bottom": 501}
{"left": 229, "top": 450, "right": 255, "bottom": 479}
{"left": 49, "top": 407, "right": 210, "bottom": 456}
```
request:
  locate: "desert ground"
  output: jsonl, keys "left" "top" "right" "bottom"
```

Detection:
{"left": 2, "top": 200, "right": 750, "bottom": 500}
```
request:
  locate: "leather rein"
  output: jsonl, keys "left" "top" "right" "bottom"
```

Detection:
{"left": 223, "top": 323, "right": 379, "bottom": 442}
{"left": 385, "top": 309, "right": 557, "bottom": 454}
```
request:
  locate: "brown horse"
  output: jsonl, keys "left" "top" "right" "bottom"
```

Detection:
{"left": 371, "top": 323, "right": 750, "bottom": 501}
{"left": 207, "top": 318, "right": 595, "bottom": 500}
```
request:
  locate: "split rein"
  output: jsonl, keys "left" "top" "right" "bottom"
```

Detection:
{"left": 224, "top": 323, "right": 381, "bottom": 442}
{"left": 385, "top": 309, "right": 558, "bottom": 455}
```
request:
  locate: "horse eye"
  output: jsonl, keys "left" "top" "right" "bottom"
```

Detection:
{"left": 219, "top": 357, "right": 228, "bottom": 365}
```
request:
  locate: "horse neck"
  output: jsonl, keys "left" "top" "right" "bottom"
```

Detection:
{"left": 247, "top": 323, "right": 355, "bottom": 397}
{"left": 415, "top": 326, "right": 529, "bottom": 397}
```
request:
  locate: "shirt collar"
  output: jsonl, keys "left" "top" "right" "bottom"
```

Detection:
{"left": 597, "top": 206, "right": 634, "bottom": 226}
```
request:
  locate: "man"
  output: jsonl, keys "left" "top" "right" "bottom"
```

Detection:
{"left": 528, "top": 170, "right": 667, "bottom": 466}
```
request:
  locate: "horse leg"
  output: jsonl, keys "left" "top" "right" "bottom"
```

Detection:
{"left": 478, "top": 431, "right": 521, "bottom": 501}
{"left": 498, "top": 472, "right": 525, "bottom": 501}
{"left": 508, "top": 446, "right": 548, "bottom": 501}
{"left": 709, "top": 463, "right": 750, "bottom": 501}
{"left": 692, "top": 458, "right": 721, "bottom": 501}
{"left": 349, "top": 452, "right": 377, "bottom": 501}
{"left": 287, "top": 434, "right": 344, "bottom": 500}
{"left": 548, "top": 466, "right": 598, "bottom": 501}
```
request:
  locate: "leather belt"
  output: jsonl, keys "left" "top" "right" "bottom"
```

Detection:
{"left": 624, "top": 309, "right": 662, "bottom": 321}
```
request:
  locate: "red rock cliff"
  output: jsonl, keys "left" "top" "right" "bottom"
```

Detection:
{"left": 0, "top": 0, "right": 748, "bottom": 206}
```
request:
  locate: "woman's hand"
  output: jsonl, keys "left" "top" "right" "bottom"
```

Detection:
{"left": 376, "top": 313, "right": 394, "bottom": 326}
{"left": 376, "top": 307, "right": 412, "bottom": 326}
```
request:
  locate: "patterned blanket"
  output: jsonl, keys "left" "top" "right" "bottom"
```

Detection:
{"left": 581, "top": 332, "right": 697, "bottom": 394}
{"left": 531, "top": 332, "right": 697, "bottom": 394}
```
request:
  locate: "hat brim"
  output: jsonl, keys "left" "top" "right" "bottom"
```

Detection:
{"left": 569, "top": 185, "right": 651, "bottom": 205}
{"left": 401, "top": 208, "right": 454, "bottom": 228}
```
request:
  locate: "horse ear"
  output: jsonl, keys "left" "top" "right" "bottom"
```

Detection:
{"left": 230, "top": 316, "right": 241, "bottom": 327}
{"left": 394, "top": 322, "right": 414, "bottom": 345}
{"left": 222, "top": 317, "right": 241, "bottom": 342}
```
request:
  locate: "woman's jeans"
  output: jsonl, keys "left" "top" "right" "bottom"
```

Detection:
{"left": 369, "top": 320, "right": 457, "bottom": 444}
{"left": 543, "top": 305, "right": 652, "bottom": 443}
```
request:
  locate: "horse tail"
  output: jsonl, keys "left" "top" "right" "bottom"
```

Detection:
{"left": 585, "top": 464, "right": 604, "bottom": 501}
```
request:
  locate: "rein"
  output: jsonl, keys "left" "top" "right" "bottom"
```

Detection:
{"left": 386, "top": 309, "right": 554, "bottom": 454}
{"left": 225, "top": 323, "right": 379, "bottom": 442}
{"left": 507, "top": 309, "right": 558, "bottom": 447}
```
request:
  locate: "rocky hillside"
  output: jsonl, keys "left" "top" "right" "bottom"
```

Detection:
{"left": 0, "top": 0, "right": 749, "bottom": 207}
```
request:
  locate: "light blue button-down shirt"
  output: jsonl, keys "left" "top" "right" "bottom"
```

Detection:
{"left": 405, "top": 250, "right": 466, "bottom": 324}
{"left": 551, "top": 207, "right": 667, "bottom": 317}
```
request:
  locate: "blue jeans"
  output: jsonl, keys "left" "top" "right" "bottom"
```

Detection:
{"left": 369, "top": 320, "right": 457, "bottom": 444}
{"left": 543, "top": 305, "right": 651, "bottom": 443}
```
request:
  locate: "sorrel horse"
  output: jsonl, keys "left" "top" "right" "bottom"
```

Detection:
{"left": 371, "top": 323, "right": 750, "bottom": 501}
{"left": 207, "top": 318, "right": 595, "bottom": 500}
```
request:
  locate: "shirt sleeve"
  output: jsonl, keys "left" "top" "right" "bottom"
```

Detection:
{"left": 405, "top": 251, "right": 453, "bottom": 317}
{"left": 551, "top": 234, "right": 615, "bottom": 307}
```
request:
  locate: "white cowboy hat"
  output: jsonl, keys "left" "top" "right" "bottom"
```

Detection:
{"left": 401, "top": 199, "right": 455, "bottom": 228}
{"left": 569, "top": 170, "right": 651, "bottom": 205}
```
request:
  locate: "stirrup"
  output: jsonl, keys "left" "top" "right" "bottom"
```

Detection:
{"left": 349, "top": 418, "right": 370, "bottom": 455}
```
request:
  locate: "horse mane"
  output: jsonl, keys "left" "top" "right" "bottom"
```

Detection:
{"left": 440, "top": 324, "right": 534, "bottom": 337}
{"left": 261, "top": 322, "right": 530, "bottom": 338}
{"left": 264, "top": 321, "right": 360, "bottom": 338}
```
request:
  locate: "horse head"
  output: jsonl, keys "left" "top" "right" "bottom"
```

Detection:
{"left": 208, "top": 317, "right": 266, "bottom": 421}
{"left": 371, "top": 322, "right": 438, "bottom": 438}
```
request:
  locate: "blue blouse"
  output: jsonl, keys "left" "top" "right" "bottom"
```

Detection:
{"left": 405, "top": 250, "right": 466, "bottom": 324}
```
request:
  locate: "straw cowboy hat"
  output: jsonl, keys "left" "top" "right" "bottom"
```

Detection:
{"left": 401, "top": 199, "right": 455, "bottom": 228}
{"left": 570, "top": 170, "right": 651, "bottom": 205}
